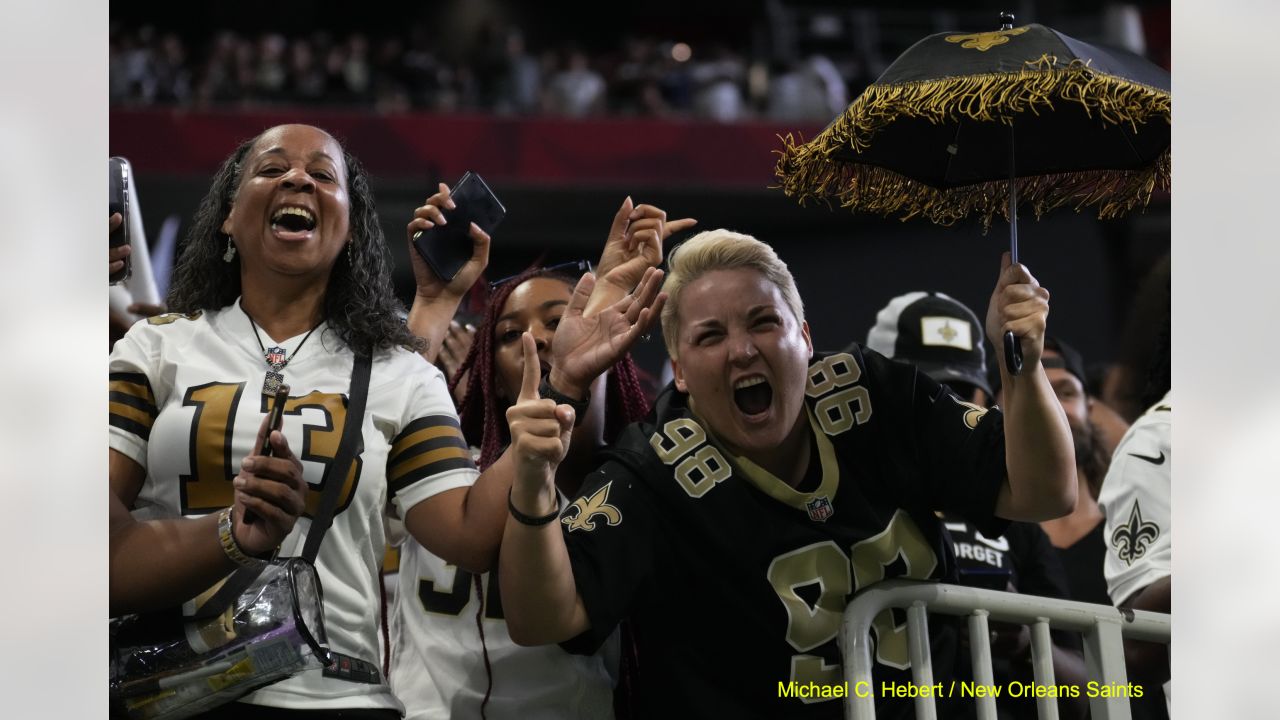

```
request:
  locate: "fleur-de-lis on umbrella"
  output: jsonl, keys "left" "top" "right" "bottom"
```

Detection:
{"left": 1111, "top": 501, "right": 1161, "bottom": 566}
{"left": 944, "top": 27, "right": 1029, "bottom": 51}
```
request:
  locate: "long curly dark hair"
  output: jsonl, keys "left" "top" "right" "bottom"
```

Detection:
{"left": 165, "top": 125, "right": 420, "bottom": 353}
{"left": 448, "top": 266, "right": 651, "bottom": 469}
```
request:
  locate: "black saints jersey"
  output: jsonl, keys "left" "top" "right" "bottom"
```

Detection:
{"left": 560, "top": 347, "right": 1009, "bottom": 719}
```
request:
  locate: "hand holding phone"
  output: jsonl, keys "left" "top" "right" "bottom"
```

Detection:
{"left": 243, "top": 385, "right": 290, "bottom": 526}
{"left": 411, "top": 172, "right": 506, "bottom": 282}
{"left": 109, "top": 157, "right": 131, "bottom": 284}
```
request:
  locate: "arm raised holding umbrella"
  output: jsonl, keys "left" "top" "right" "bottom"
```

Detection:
{"left": 986, "top": 251, "right": 1078, "bottom": 520}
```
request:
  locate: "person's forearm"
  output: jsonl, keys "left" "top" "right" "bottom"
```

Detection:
{"left": 499, "top": 485, "right": 590, "bottom": 645}
{"left": 406, "top": 452, "right": 516, "bottom": 573}
{"left": 109, "top": 496, "right": 235, "bottom": 616}
{"left": 1049, "top": 645, "right": 1090, "bottom": 720}
{"left": 1122, "top": 576, "right": 1171, "bottom": 683}
{"left": 998, "top": 365, "right": 1077, "bottom": 520}
{"left": 406, "top": 290, "right": 465, "bottom": 364}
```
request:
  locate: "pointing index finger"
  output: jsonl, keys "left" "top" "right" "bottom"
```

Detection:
{"left": 518, "top": 331, "right": 542, "bottom": 402}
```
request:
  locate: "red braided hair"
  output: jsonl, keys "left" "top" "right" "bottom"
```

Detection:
{"left": 447, "top": 265, "right": 652, "bottom": 470}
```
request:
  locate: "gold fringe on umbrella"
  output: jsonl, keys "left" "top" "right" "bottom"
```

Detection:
{"left": 775, "top": 55, "right": 1171, "bottom": 226}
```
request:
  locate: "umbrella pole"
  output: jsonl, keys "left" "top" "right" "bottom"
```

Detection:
{"left": 1003, "top": 125, "right": 1025, "bottom": 375}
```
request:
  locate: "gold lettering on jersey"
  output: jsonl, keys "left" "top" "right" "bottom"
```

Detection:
{"left": 805, "top": 354, "right": 861, "bottom": 398}
{"left": 767, "top": 513, "right": 941, "bottom": 689}
{"left": 768, "top": 541, "right": 852, "bottom": 652}
{"left": 562, "top": 483, "right": 622, "bottom": 532}
{"left": 650, "top": 418, "right": 733, "bottom": 498}
{"left": 805, "top": 354, "right": 872, "bottom": 434}
{"left": 649, "top": 418, "right": 706, "bottom": 464}
{"left": 850, "top": 511, "right": 938, "bottom": 669}
{"left": 145, "top": 310, "right": 203, "bottom": 325}
{"left": 282, "top": 390, "right": 362, "bottom": 518}
{"left": 181, "top": 382, "right": 246, "bottom": 513}
{"left": 178, "top": 385, "right": 359, "bottom": 517}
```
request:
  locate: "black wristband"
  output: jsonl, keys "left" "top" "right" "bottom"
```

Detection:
{"left": 508, "top": 488, "right": 562, "bottom": 526}
{"left": 539, "top": 377, "right": 589, "bottom": 427}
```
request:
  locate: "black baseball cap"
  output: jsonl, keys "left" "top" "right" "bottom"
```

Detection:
{"left": 1042, "top": 336, "right": 1087, "bottom": 388}
{"left": 864, "top": 291, "right": 992, "bottom": 397}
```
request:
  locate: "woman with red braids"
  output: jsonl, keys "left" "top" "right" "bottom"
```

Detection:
{"left": 389, "top": 188, "right": 695, "bottom": 720}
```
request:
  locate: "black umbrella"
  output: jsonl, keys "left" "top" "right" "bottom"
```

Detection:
{"left": 775, "top": 13, "right": 1170, "bottom": 373}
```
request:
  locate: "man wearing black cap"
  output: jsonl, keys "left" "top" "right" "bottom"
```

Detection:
{"left": 1035, "top": 337, "right": 1115, "bottom": 605}
{"left": 863, "top": 291, "right": 995, "bottom": 406}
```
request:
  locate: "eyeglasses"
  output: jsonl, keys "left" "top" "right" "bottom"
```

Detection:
{"left": 488, "top": 259, "right": 594, "bottom": 292}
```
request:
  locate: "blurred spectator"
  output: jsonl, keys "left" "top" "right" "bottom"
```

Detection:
{"left": 151, "top": 33, "right": 192, "bottom": 105}
{"left": 287, "top": 39, "right": 326, "bottom": 104}
{"left": 494, "top": 29, "right": 541, "bottom": 115}
{"left": 255, "top": 33, "right": 288, "bottom": 99}
{"left": 343, "top": 33, "right": 374, "bottom": 102}
{"left": 766, "top": 56, "right": 835, "bottom": 121}
{"left": 690, "top": 44, "right": 747, "bottom": 122}
{"left": 610, "top": 36, "right": 667, "bottom": 116}
{"left": 543, "top": 49, "right": 605, "bottom": 117}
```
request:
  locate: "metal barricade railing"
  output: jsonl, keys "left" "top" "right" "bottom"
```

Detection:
{"left": 841, "top": 580, "right": 1170, "bottom": 720}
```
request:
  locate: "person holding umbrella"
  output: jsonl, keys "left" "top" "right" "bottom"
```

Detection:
{"left": 495, "top": 228, "right": 1076, "bottom": 718}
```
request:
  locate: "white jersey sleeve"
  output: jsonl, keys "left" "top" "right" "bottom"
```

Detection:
{"left": 1098, "top": 392, "right": 1171, "bottom": 606}
{"left": 379, "top": 354, "right": 478, "bottom": 517}
{"left": 109, "top": 313, "right": 180, "bottom": 469}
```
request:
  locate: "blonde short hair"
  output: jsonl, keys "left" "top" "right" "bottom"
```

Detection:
{"left": 660, "top": 229, "right": 805, "bottom": 359}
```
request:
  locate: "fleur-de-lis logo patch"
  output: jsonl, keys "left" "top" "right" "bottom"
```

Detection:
{"left": 951, "top": 397, "right": 989, "bottom": 429}
{"left": 1111, "top": 501, "right": 1161, "bottom": 566}
{"left": 562, "top": 482, "right": 623, "bottom": 532}
{"left": 945, "top": 27, "right": 1029, "bottom": 51}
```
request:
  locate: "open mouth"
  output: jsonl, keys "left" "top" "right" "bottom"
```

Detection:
{"left": 733, "top": 375, "right": 773, "bottom": 416}
{"left": 271, "top": 206, "right": 317, "bottom": 237}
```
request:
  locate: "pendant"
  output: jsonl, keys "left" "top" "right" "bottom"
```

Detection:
{"left": 265, "top": 346, "right": 288, "bottom": 368}
{"left": 263, "top": 370, "right": 286, "bottom": 396}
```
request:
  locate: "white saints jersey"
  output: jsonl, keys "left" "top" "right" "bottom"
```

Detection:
{"left": 1099, "top": 391, "right": 1171, "bottom": 606}
{"left": 390, "top": 491, "right": 619, "bottom": 720}
{"left": 109, "top": 301, "right": 478, "bottom": 713}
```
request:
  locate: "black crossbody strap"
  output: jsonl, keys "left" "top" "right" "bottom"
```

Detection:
{"left": 191, "top": 348, "right": 372, "bottom": 620}
{"left": 302, "top": 348, "right": 372, "bottom": 562}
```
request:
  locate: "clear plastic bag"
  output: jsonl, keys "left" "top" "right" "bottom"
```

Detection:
{"left": 109, "top": 557, "right": 329, "bottom": 720}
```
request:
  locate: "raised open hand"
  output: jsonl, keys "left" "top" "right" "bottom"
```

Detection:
{"left": 590, "top": 197, "right": 695, "bottom": 314}
{"left": 549, "top": 266, "right": 666, "bottom": 398}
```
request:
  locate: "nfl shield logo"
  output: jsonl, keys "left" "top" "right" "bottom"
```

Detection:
{"left": 806, "top": 495, "right": 834, "bottom": 523}
{"left": 266, "top": 346, "right": 287, "bottom": 367}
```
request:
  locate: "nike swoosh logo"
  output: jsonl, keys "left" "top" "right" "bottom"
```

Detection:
{"left": 1129, "top": 451, "right": 1166, "bottom": 465}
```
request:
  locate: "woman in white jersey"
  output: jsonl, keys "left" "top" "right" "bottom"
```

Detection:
{"left": 108, "top": 125, "right": 660, "bottom": 718}
{"left": 392, "top": 194, "right": 692, "bottom": 719}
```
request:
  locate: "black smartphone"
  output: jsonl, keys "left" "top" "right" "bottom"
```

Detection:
{"left": 243, "top": 385, "right": 290, "bottom": 526}
{"left": 259, "top": 384, "right": 290, "bottom": 458}
{"left": 411, "top": 171, "right": 506, "bottom": 282}
{"left": 109, "top": 157, "right": 131, "bottom": 284}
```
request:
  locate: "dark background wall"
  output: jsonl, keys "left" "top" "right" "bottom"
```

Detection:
{"left": 110, "top": 0, "right": 1170, "bottom": 378}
